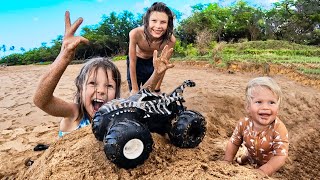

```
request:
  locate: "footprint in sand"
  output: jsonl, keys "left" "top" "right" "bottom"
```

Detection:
{"left": 0, "top": 97, "right": 16, "bottom": 108}
{"left": 0, "top": 138, "right": 32, "bottom": 152}
{"left": 0, "top": 120, "right": 12, "bottom": 131}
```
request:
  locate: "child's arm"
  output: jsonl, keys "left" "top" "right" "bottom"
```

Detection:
{"left": 155, "top": 35, "right": 176, "bottom": 90}
{"left": 33, "top": 11, "right": 89, "bottom": 119}
{"left": 257, "top": 155, "right": 287, "bottom": 176}
{"left": 143, "top": 45, "right": 174, "bottom": 91}
{"left": 224, "top": 119, "right": 243, "bottom": 163}
{"left": 224, "top": 141, "right": 240, "bottom": 163}
{"left": 128, "top": 29, "right": 140, "bottom": 95}
{"left": 258, "top": 120, "right": 289, "bottom": 176}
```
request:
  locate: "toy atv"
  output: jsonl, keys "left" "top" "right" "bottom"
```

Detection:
{"left": 92, "top": 80, "right": 206, "bottom": 169}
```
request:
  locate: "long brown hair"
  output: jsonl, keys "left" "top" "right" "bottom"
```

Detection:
{"left": 143, "top": 2, "right": 174, "bottom": 47}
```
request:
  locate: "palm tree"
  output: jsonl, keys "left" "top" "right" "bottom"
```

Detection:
{"left": 1, "top": 44, "right": 6, "bottom": 56}
{"left": 20, "top": 47, "right": 26, "bottom": 53}
{"left": 9, "top": 46, "right": 15, "bottom": 53}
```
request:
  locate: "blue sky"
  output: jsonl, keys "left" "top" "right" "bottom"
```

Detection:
{"left": 0, "top": 0, "right": 278, "bottom": 56}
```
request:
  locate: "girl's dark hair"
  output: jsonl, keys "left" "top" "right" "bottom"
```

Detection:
{"left": 74, "top": 57, "right": 121, "bottom": 121}
{"left": 143, "top": 2, "right": 174, "bottom": 46}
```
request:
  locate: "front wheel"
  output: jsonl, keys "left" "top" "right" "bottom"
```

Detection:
{"left": 169, "top": 110, "right": 206, "bottom": 148}
{"left": 104, "top": 119, "right": 153, "bottom": 169}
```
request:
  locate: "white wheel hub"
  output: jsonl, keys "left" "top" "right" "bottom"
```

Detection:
{"left": 123, "top": 138, "right": 144, "bottom": 159}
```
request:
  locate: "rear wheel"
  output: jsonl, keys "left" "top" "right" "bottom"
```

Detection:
{"left": 104, "top": 119, "right": 153, "bottom": 169}
{"left": 169, "top": 110, "right": 206, "bottom": 148}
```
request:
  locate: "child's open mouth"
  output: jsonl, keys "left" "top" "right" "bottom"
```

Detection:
{"left": 259, "top": 113, "right": 271, "bottom": 119}
{"left": 92, "top": 99, "right": 104, "bottom": 111}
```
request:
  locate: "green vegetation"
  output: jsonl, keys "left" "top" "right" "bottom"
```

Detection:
{"left": 220, "top": 40, "right": 320, "bottom": 64}
{"left": 35, "top": 61, "right": 52, "bottom": 65}
{"left": 172, "top": 40, "right": 320, "bottom": 76}
{"left": 298, "top": 67, "right": 320, "bottom": 75}
{"left": 112, "top": 55, "right": 127, "bottom": 61}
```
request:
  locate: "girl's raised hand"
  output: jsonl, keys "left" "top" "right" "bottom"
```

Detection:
{"left": 153, "top": 45, "right": 174, "bottom": 74}
{"left": 61, "top": 11, "right": 89, "bottom": 54}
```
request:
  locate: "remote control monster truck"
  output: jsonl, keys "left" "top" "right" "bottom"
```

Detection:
{"left": 92, "top": 80, "right": 206, "bottom": 169}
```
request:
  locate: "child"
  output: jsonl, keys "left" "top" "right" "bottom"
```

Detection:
{"left": 224, "top": 77, "right": 289, "bottom": 176}
{"left": 127, "top": 2, "right": 176, "bottom": 95}
{"left": 33, "top": 11, "right": 174, "bottom": 137}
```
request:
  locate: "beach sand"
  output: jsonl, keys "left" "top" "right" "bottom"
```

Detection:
{"left": 0, "top": 61, "right": 319, "bottom": 179}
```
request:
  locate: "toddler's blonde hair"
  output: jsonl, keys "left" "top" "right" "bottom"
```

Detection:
{"left": 245, "top": 77, "right": 282, "bottom": 105}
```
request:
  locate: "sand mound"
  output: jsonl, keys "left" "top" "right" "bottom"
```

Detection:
{"left": 1, "top": 61, "right": 319, "bottom": 179}
{"left": 17, "top": 126, "right": 263, "bottom": 179}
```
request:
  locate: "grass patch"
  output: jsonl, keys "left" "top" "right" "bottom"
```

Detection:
{"left": 226, "top": 40, "right": 319, "bottom": 51}
{"left": 298, "top": 67, "right": 320, "bottom": 75}
{"left": 172, "top": 55, "right": 211, "bottom": 62}
{"left": 35, "top": 61, "right": 52, "bottom": 65}
{"left": 113, "top": 55, "right": 127, "bottom": 61}
{"left": 171, "top": 40, "right": 320, "bottom": 80}
{"left": 222, "top": 53, "right": 320, "bottom": 64}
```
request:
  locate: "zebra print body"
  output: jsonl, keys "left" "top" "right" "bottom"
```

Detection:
{"left": 97, "top": 80, "right": 196, "bottom": 117}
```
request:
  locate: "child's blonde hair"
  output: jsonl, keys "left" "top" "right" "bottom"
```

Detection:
{"left": 245, "top": 77, "right": 282, "bottom": 105}
{"left": 74, "top": 57, "right": 121, "bottom": 121}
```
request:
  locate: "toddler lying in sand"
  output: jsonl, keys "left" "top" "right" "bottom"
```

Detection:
{"left": 224, "top": 77, "right": 289, "bottom": 176}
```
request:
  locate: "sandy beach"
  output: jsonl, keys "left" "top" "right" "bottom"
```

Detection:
{"left": 0, "top": 60, "right": 319, "bottom": 179}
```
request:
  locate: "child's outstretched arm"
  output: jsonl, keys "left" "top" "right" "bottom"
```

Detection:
{"left": 33, "top": 11, "right": 89, "bottom": 119}
{"left": 143, "top": 45, "right": 174, "bottom": 91}
{"left": 257, "top": 154, "right": 287, "bottom": 176}
{"left": 224, "top": 141, "right": 240, "bottom": 163}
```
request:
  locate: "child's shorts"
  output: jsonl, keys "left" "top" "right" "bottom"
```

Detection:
{"left": 126, "top": 56, "right": 153, "bottom": 91}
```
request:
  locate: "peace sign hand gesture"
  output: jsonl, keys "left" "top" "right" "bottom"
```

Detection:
{"left": 61, "top": 11, "right": 89, "bottom": 56}
{"left": 153, "top": 45, "right": 174, "bottom": 75}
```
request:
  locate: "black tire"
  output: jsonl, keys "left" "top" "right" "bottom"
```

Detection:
{"left": 92, "top": 111, "right": 111, "bottom": 141}
{"left": 104, "top": 119, "right": 153, "bottom": 169}
{"left": 169, "top": 110, "right": 206, "bottom": 148}
{"left": 93, "top": 108, "right": 146, "bottom": 141}
{"left": 92, "top": 111, "right": 105, "bottom": 141}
